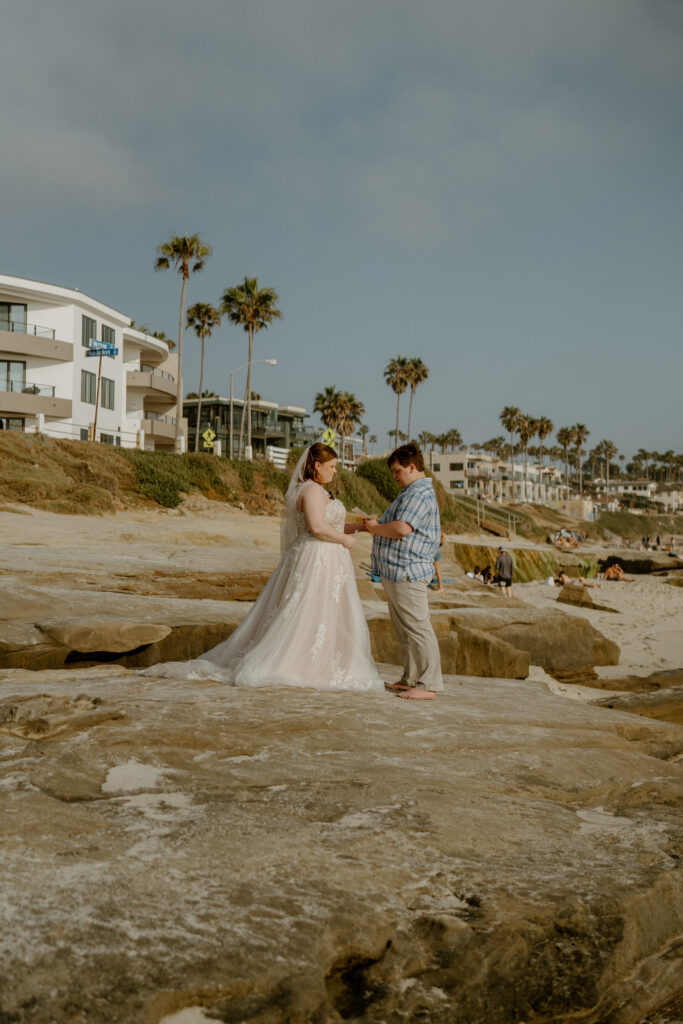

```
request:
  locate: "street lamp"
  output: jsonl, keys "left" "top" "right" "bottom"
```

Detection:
{"left": 229, "top": 358, "right": 277, "bottom": 460}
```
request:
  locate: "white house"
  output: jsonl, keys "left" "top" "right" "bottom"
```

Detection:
{"left": 0, "top": 273, "right": 184, "bottom": 450}
{"left": 426, "top": 448, "right": 565, "bottom": 503}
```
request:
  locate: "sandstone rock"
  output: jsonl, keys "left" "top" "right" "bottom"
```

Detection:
{"left": 557, "top": 583, "right": 595, "bottom": 608}
{"left": 557, "top": 585, "right": 619, "bottom": 614}
{"left": 436, "top": 607, "right": 620, "bottom": 677}
{"left": 0, "top": 691, "right": 125, "bottom": 739}
{"left": 37, "top": 618, "right": 172, "bottom": 654}
{"left": 0, "top": 665, "right": 681, "bottom": 1023}
{"left": 367, "top": 615, "right": 529, "bottom": 679}
{"left": 594, "top": 687, "right": 683, "bottom": 726}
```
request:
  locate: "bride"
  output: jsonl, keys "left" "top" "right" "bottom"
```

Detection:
{"left": 145, "top": 443, "right": 385, "bottom": 692}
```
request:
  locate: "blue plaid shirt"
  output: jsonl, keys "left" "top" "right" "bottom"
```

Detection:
{"left": 371, "top": 477, "right": 441, "bottom": 582}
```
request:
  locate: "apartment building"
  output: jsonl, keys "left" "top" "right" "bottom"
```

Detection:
{"left": 183, "top": 395, "right": 316, "bottom": 456}
{"left": 0, "top": 273, "right": 184, "bottom": 450}
{"left": 427, "top": 448, "right": 564, "bottom": 503}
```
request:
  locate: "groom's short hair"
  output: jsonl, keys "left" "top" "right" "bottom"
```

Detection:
{"left": 388, "top": 443, "right": 425, "bottom": 473}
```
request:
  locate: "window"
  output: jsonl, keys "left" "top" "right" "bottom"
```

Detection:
{"left": 102, "top": 325, "right": 115, "bottom": 346}
{"left": 450, "top": 462, "right": 463, "bottom": 471}
{"left": 0, "top": 303, "right": 27, "bottom": 332}
{"left": 101, "top": 377, "right": 115, "bottom": 410}
{"left": 0, "top": 360, "right": 25, "bottom": 392}
{"left": 100, "top": 433, "right": 115, "bottom": 445}
{"left": 81, "top": 369, "right": 96, "bottom": 404}
{"left": 82, "top": 315, "right": 97, "bottom": 348}
{"left": 80, "top": 428, "right": 89, "bottom": 441}
{"left": 450, "top": 480, "right": 464, "bottom": 489}
{"left": 0, "top": 417, "right": 25, "bottom": 431}
{"left": 432, "top": 463, "right": 441, "bottom": 472}
{"left": 115, "top": 435, "right": 121, "bottom": 447}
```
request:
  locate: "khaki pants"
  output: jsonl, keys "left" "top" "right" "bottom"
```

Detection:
{"left": 381, "top": 577, "right": 444, "bottom": 692}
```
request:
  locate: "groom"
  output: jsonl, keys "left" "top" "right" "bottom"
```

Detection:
{"left": 362, "top": 444, "right": 443, "bottom": 700}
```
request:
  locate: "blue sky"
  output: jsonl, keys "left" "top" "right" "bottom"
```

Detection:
{"left": 3, "top": 0, "right": 682, "bottom": 458}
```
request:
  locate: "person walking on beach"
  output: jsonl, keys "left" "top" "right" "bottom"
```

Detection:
{"left": 495, "top": 545, "right": 514, "bottom": 598}
{"left": 362, "top": 444, "right": 443, "bottom": 701}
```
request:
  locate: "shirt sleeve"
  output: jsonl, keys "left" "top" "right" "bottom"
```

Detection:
{"left": 393, "top": 490, "right": 428, "bottom": 529}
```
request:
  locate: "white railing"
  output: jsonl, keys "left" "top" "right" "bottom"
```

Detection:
{"left": 266, "top": 445, "right": 289, "bottom": 468}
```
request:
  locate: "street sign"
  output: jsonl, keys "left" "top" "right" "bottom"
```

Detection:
{"left": 201, "top": 427, "right": 216, "bottom": 449}
{"left": 322, "top": 428, "right": 337, "bottom": 446}
{"left": 86, "top": 346, "right": 117, "bottom": 357}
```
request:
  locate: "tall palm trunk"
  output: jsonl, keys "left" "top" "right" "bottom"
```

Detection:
{"left": 406, "top": 389, "right": 415, "bottom": 441}
{"left": 509, "top": 431, "right": 515, "bottom": 499}
{"left": 238, "top": 326, "right": 254, "bottom": 458}
{"left": 564, "top": 449, "right": 569, "bottom": 498}
{"left": 523, "top": 445, "right": 529, "bottom": 502}
{"left": 395, "top": 394, "right": 401, "bottom": 441}
{"left": 176, "top": 272, "right": 188, "bottom": 448}
{"left": 194, "top": 332, "right": 206, "bottom": 452}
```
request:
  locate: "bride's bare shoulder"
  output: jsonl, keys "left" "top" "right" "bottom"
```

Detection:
{"left": 295, "top": 479, "right": 322, "bottom": 510}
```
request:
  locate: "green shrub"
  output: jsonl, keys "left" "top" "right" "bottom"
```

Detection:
{"left": 356, "top": 458, "right": 400, "bottom": 502}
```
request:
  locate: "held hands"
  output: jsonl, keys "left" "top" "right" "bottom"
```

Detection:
{"left": 362, "top": 517, "right": 379, "bottom": 534}
{"left": 342, "top": 533, "right": 356, "bottom": 550}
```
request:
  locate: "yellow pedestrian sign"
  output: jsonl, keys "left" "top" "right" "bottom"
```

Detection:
{"left": 201, "top": 427, "right": 216, "bottom": 449}
{"left": 321, "top": 428, "right": 337, "bottom": 446}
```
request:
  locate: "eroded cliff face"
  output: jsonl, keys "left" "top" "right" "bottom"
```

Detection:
{"left": 1, "top": 666, "right": 681, "bottom": 1024}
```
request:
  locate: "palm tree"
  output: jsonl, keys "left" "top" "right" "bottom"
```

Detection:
{"left": 571, "top": 423, "right": 590, "bottom": 497}
{"left": 405, "top": 357, "right": 429, "bottom": 441}
{"left": 384, "top": 357, "right": 410, "bottom": 441}
{"left": 152, "top": 329, "right": 175, "bottom": 350}
{"left": 186, "top": 303, "right": 221, "bottom": 451}
{"left": 482, "top": 436, "right": 506, "bottom": 458}
{"left": 444, "top": 428, "right": 463, "bottom": 450}
{"left": 359, "top": 424, "right": 369, "bottom": 457}
{"left": 517, "top": 415, "right": 537, "bottom": 502}
{"left": 499, "top": 406, "right": 521, "bottom": 499}
{"left": 336, "top": 392, "right": 365, "bottom": 466}
{"left": 221, "top": 277, "right": 282, "bottom": 458}
{"left": 368, "top": 433, "right": 378, "bottom": 451}
{"left": 602, "top": 440, "right": 618, "bottom": 494}
{"left": 155, "top": 234, "right": 212, "bottom": 447}
{"left": 535, "top": 416, "right": 554, "bottom": 502}
{"left": 556, "top": 427, "right": 574, "bottom": 498}
{"left": 313, "top": 385, "right": 342, "bottom": 437}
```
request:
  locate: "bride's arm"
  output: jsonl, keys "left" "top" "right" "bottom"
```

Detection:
{"left": 301, "top": 485, "right": 355, "bottom": 548}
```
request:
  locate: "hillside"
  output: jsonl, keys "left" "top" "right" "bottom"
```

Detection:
{"left": 1, "top": 434, "right": 681, "bottom": 544}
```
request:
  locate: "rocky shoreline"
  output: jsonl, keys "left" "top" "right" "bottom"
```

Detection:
{"left": 1, "top": 503, "right": 682, "bottom": 1023}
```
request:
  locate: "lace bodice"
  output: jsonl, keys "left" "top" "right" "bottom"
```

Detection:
{"left": 295, "top": 488, "right": 346, "bottom": 537}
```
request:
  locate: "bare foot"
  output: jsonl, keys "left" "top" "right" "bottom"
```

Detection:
{"left": 384, "top": 682, "right": 411, "bottom": 692}
{"left": 396, "top": 687, "right": 436, "bottom": 700}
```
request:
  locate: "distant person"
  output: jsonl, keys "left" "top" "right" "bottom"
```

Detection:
{"left": 555, "top": 571, "right": 601, "bottom": 589}
{"left": 481, "top": 565, "right": 494, "bottom": 584}
{"left": 604, "top": 563, "right": 633, "bottom": 582}
{"left": 431, "top": 530, "right": 445, "bottom": 592}
{"left": 495, "top": 545, "right": 514, "bottom": 598}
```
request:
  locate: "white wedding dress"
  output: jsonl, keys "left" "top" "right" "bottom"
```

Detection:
{"left": 145, "top": 481, "right": 385, "bottom": 692}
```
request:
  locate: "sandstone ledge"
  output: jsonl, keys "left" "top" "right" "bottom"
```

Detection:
{"left": 0, "top": 667, "right": 681, "bottom": 1024}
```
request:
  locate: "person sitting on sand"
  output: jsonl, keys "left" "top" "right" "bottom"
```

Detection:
{"left": 604, "top": 563, "right": 633, "bottom": 582}
{"left": 480, "top": 565, "right": 494, "bottom": 584}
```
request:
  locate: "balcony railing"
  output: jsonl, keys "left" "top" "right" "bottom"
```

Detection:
{"left": 141, "top": 364, "right": 175, "bottom": 381}
{"left": 0, "top": 380, "right": 56, "bottom": 397}
{"left": 0, "top": 319, "right": 56, "bottom": 339}
{"left": 145, "top": 411, "right": 176, "bottom": 425}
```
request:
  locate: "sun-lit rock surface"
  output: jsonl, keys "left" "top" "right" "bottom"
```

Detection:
{"left": 0, "top": 664, "right": 682, "bottom": 1023}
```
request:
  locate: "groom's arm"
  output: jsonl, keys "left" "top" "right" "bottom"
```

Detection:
{"left": 362, "top": 518, "right": 413, "bottom": 539}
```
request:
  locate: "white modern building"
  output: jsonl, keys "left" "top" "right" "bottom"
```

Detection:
{"left": 0, "top": 273, "right": 184, "bottom": 450}
{"left": 426, "top": 448, "right": 565, "bottom": 503}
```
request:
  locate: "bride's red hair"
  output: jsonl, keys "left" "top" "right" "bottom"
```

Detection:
{"left": 302, "top": 443, "right": 338, "bottom": 483}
